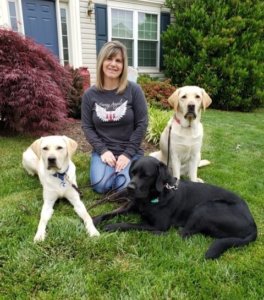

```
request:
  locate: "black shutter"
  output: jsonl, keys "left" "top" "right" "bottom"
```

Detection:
{"left": 95, "top": 4, "right": 108, "bottom": 56}
{"left": 160, "top": 12, "right": 170, "bottom": 70}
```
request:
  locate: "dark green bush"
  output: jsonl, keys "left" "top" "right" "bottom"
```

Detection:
{"left": 163, "top": 0, "right": 264, "bottom": 111}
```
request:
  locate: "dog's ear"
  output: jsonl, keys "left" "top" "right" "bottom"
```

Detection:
{"left": 201, "top": 89, "right": 212, "bottom": 110}
{"left": 63, "top": 136, "right": 78, "bottom": 158}
{"left": 30, "top": 138, "right": 42, "bottom": 159}
{"left": 155, "top": 162, "right": 168, "bottom": 192}
{"left": 168, "top": 88, "right": 180, "bottom": 111}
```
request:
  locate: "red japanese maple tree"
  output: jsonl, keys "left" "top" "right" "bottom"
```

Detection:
{"left": 0, "top": 29, "right": 71, "bottom": 134}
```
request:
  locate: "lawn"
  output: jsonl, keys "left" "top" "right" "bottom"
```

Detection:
{"left": 0, "top": 109, "right": 263, "bottom": 299}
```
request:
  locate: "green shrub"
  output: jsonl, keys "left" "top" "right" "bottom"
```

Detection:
{"left": 141, "top": 79, "right": 176, "bottom": 109}
{"left": 163, "top": 0, "right": 264, "bottom": 111}
{"left": 146, "top": 106, "right": 171, "bottom": 145}
{"left": 137, "top": 74, "right": 153, "bottom": 84}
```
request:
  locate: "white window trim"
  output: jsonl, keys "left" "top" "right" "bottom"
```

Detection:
{"left": 58, "top": 3, "right": 72, "bottom": 65}
{"left": 57, "top": 0, "right": 82, "bottom": 68}
{"left": 67, "top": 0, "right": 82, "bottom": 67}
{"left": 2, "top": 0, "right": 24, "bottom": 33}
{"left": 108, "top": 3, "right": 161, "bottom": 73}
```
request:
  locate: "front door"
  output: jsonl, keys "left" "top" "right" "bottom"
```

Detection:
{"left": 22, "top": 0, "right": 59, "bottom": 57}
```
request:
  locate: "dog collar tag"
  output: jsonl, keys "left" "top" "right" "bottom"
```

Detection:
{"left": 60, "top": 180, "right": 66, "bottom": 187}
{"left": 53, "top": 172, "right": 67, "bottom": 188}
{"left": 150, "top": 198, "right": 159, "bottom": 204}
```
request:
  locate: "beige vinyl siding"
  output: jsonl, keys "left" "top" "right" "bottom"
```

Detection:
{"left": 79, "top": 0, "right": 100, "bottom": 84}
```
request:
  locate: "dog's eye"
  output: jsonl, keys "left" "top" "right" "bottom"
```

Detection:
{"left": 42, "top": 147, "right": 48, "bottom": 151}
{"left": 195, "top": 95, "right": 201, "bottom": 99}
{"left": 141, "top": 172, "right": 152, "bottom": 178}
{"left": 144, "top": 172, "right": 152, "bottom": 177}
{"left": 181, "top": 95, "right": 187, "bottom": 99}
{"left": 57, "top": 146, "right": 63, "bottom": 150}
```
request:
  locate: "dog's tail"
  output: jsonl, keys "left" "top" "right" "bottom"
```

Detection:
{"left": 205, "top": 227, "right": 257, "bottom": 259}
{"left": 198, "top": 159, "right": 210, "bottom": 168}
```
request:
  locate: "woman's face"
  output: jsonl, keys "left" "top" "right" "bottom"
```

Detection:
{"left": 102, "top": 51, "right": 123, "bottom": 80}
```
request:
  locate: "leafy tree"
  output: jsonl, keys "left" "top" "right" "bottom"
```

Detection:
{"left": 163, "top": 0, "right": 264, "bottom": 111}
{"left": 0, "top": 29, "right": 71, "bottom": 134}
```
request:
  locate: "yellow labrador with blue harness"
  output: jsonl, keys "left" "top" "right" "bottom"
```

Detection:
{"left": 22, "top": 135, "right": 99, "bottom": 242}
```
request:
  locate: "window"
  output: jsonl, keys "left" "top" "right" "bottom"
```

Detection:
{"left": 8, "top": 0, "right": 19, "bottom": 32}
{"left": 60, "top": 6, "right": 70, "bottom": 65}
{"left": 111, "top": 9, "right": 133, "bottom": 66}
{"left": 138, "top": 13, "right": 158, "bottom": 67}
{"left": 110, "top": 8, "right": 159, "bottom": 68}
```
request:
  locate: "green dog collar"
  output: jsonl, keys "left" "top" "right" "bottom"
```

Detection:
{"left": 150, "top": 198, "right": 159, "bottom": 204}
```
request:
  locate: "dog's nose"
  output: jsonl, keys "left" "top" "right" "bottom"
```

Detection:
{"left": 188, "top": 104, "right": 195, "bottom": 112}
{"left": 127, "top": 182, "right": 136, "bottom": 191}
{"left": 48, "top": 157, "right": 56, "bottom": 164}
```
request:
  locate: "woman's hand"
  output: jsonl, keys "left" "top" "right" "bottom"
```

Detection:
{"left": 101, "top": 151, "right": 116, "bottom": 167}
{"left": 115, "top": 155, "right": 130, "bottom": 172}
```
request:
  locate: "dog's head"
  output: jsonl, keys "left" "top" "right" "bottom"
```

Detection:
{"left": 128, "top": 156, "right": 171, "bottom": 199}
{"left": 30, "top": 135, "right": 78, "bottom": 171}
{"left": 168, "top": 86, "right": 212, "bottom": 122}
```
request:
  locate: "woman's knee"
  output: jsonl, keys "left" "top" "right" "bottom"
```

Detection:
{"left": 92, "top": 183, "right": 108, "bottom": 194}
{"left": 91, "top": 174, "right": 113, "bottom": 193}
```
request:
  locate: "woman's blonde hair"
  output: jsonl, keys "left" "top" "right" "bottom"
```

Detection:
{"left": 96, "top": 41, "right": 128, "bottom": 94}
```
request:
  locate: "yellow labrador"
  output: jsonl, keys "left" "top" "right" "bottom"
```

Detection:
{"left": 22, "top": 135, "right": 99, "bottom": 242}
{"left": 150, "top": 86, "right": 212, "bottom": 182}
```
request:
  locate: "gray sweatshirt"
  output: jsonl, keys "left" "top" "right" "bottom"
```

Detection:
{"left": 81, "top": 81, "right": 148, "bottom": 158}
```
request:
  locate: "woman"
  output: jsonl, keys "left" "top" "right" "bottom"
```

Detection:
{"left": 81, "top": 41, "right": 148, "bottom": 193}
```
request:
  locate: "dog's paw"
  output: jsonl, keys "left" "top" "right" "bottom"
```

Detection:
{"left": 34, "top": 231, "right": 46, "bottom": 242}
{"left": 25, "top": 169, "right": 36, "bottom": 176}
{"left": 196, "top": 178, "right": 204, "bottom": 183}
{"left": 92, "top": 216, "right": 103, "bottom": 226}
{"left": 104, "top": 224, "right": 120, "bottom": 232}
{"left": 88, "top": 227, "right": 100, "bottom": 237}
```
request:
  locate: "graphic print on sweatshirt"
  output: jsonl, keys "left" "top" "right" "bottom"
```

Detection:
{"left": 95, "top": 100, "right": 127, "bottom": 122}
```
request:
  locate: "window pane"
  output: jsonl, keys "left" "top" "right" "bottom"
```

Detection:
{"left": 61, "top": 23, "right": 67, "bottom": 35}
{"left": 8, "top": 1, "right": 18, "bottom": 32}
{"left": 138, "top": 13, "right": 157, "bottom": 40}
{"left": 62, "top": 36, "right": 68, "bottom": 48}
{"left": 10, "top": 17, "right": 18, "bottom": 31}
{"left": 112, "top": 9, "right": 133, "bottom": 39}
{"left": 112, "top": 38, "right": 133, "bottom": 66}
{"left": 60, "top": 7, "right": 69, "bottom": 65}
{"left": 60, "top": 9, "right": 66, "bottom": 19}
{"left": 138, "top": 41, "right": 157, "bottom": 67}
{"left": 8, "top": 2, "right": 16, "bottom": 16}
{"left": 63, "top": 49, "right": 69, "bottom": 62}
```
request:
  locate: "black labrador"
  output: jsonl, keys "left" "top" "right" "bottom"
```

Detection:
{"left": 93, "top": 156, "right": 257, "bottom": 259}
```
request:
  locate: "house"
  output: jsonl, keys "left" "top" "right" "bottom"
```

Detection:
{"left": 0, "top": 0, "right": 170, "bottom": 84}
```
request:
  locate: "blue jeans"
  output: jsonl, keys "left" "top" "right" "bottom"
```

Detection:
{"left": 90, "top": 152, "right": 142, "bottom": 194}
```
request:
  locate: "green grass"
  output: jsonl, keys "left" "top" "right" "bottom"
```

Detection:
{"left": 0, "top": 109, "right": 263, "bottom": 299}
